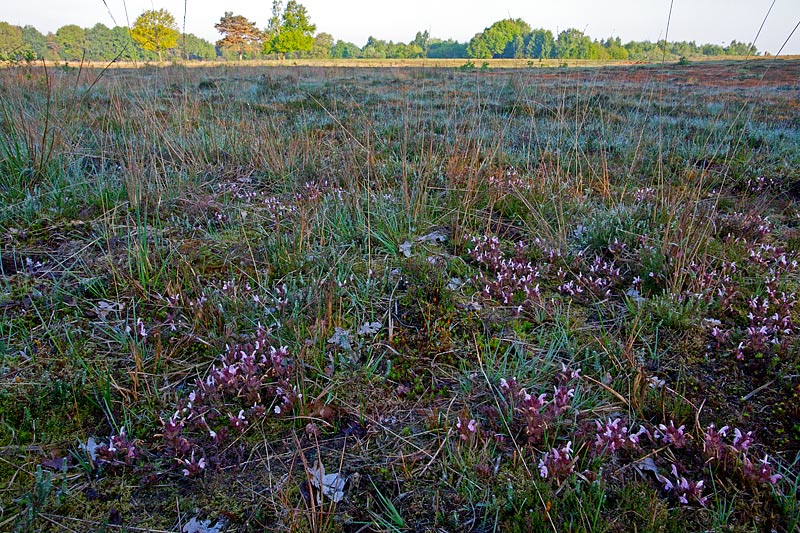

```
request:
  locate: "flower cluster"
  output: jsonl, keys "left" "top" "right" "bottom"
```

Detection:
{"left": 593, "top": 418, "right": 648, "bottom": 456}
{"left": 301, "top": 180, "right": 344, "bottom": 203}
{"left": 487, "top": 166, "right": 530, "bottom": 191}
{"left": 538, "top": 441, "right": 574, "bottom": 481}
{"left": 262, "top": 195, "right": 298, "bottom": 223}
{"left": 178, "top": 451, "right": 207, "bottom": 478}
{"left": 745, "top": 175, "right": 779, "bottom": 194}
{"left": 655, "top": 420, "right": 688, "bottom": 448}
{"left": 695, "top": 237, "right": 798, "bottom": 361}
{"left": 499, "top": 366, "right": 580, "bottom": 446}
{"left": 701, "top": 424, "right": 781, "bottom": 485}
{"left": 95, "top": 427, "right": 139, "bottom": 467}
{"left": 735, "top": 291, "right": 796, "bottom": 359}
{"left": 557, "top": 255, "right": 622, "bottom": 301}
{"left": 658, "top": 464, "right": 707, "bottom": 506}
{"left": 741, "top": 455, "right": 782, "bottom": 485}
{"left": 694, "top": 261, "right": 739, "bottom": 312}
{"left": 160, "top": 327, "right": 298, "bottom": 475}
{"left": 456, "top": 416, "right": 480, "bottom": 444}
{"left": 634, "top": 187, "right": 656, "bottom": 203}
{"left": 470, "top": 237, "right": 541, "bottom": 312}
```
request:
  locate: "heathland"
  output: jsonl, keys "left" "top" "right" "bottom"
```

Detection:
{"left": 0, "top": 59, "right": 798, "bottom": 531}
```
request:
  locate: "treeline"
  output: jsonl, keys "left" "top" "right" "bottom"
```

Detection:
{"left": 464, "top": 19, "right": 757, "bottom": 61}
{"left": 0, "top": 21, "right": 215, "bottom": 62}
{"left": 0, "top": 7, "right": 758, "bottom": 63}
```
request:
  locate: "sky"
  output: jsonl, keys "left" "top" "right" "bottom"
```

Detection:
{"left": 2, "top": 0, "right": 799, "bottom": 55}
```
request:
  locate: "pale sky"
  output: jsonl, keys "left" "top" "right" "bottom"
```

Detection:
{"left": 2, "top": 1, "right": 799, "bottom": 55}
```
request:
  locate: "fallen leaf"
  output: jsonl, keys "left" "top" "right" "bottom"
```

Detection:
{"left": 399, "top": 241, "right": 412, "bottom": 258}
{"left": 633, "top": 456, "right": 660, "bottom": 481}
{"left": 41, "top": 455, "right": 69, "bottom": 472}
{"left": 82, "top": 437, "right": 99, "bottom": 461}
{"left": 327, "top": 327, "right": 352, "bottom": 350}
{"left": 447, "top": 278, "right": 463, "bottom": 291}
{"left": 416, "top": 230, "right": 447, "bottom": 243}
{"left": 183, "top": 516, "right": 226, "bottom": 533}
{"left": 357, "top": 321, "right": 382, "bottom": 336}
{"left": 309, "top": 461, "right": 347, "bottom": 504}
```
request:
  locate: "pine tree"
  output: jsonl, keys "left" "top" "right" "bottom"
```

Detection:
{"left": 215, "top": 12, "right": 262, "bottom": 61}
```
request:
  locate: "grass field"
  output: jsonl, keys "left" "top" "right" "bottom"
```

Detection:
{"left": 0, "top": 59, "right": 799, "bottom": 532}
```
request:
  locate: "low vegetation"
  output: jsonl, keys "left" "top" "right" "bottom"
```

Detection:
{"left": 0, "top": 59, "right": 798, "bottom": 531}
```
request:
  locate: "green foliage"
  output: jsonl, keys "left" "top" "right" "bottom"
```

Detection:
{"left": 467, "top": 18, "right": 531, "bottom": 58}
{"left": 524, "top": 29, "right": 556, "bottom": 59}
{"left": 1, "top": 14, "right": 760, "bottom": 63}
{"left": 725, "top": 40, "right": 756, "bottom": 56}
{"left": 360, "top": 36, "right": 424, "bottom": 59}
{"left": 21, "top": 25, "right": 47, "bottom": 59}
{"left": 556, "top": 28, "right": 592, "bottom": 59}
{"left": 263, "top": 0, "right": 316, "bottom": 57}
{"left": 308, "top": 32, "right": 333, "bottom": 58}
{"left": 84, "top": 23, "right": 133, "bottom": 61}
{"left": 54, "top": 24, "right": 85, "bottom": 61}
{"left": 504, "top": 34, "right": 525, "bottom": 59}
{"left": 131, "top": 8, "right": 180, "bottom": 62}
{"left": 18, "top": 22, "right": 212, "bottom": 62}
{"left": 330, "top": 39, "right": 360, "bottom": 58}
{"left": 0, "top": 21, "right": 23, "bottom": 59}
{"left": 412, "top": 30, "right": 430, "bottom": 56}
{"left": 15, "top": 464, "right": 69, "bottom": 530}
{"left": 182, "top": 33, "right": 217, "bottom": 60}
{"left": 427, "top": 39, "right": 468, "bottom": 58}
{"left": 85, "top": 23, "right": 112, "bottom": 60}
{"left": 215, "top": 12, "right": 262, "bottom": 61}
{"left": 602, "top": 36, "right": 629, "bottom": 59}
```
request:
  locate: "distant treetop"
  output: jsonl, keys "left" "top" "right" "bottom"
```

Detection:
{"left": 0, "top": 4, "right": 758, "bottom": 63}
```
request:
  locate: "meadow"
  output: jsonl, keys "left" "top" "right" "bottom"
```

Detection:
{"left": 0, "top": 58, "right": 799, "bottom": 531}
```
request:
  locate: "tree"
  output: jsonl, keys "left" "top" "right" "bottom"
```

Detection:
{"left": 21, "top": 25, "right": 47, "bottom": 59}
{"left": 309, "top": 32, "right": 333, "bottom": 58}
{"left": 55, "top": 24, "right": 86, "bottom": 61}
{"left": 524, "top": 29, "right": 555, "bottom": 59}
{"left": 263, "top": 1, "right": 316, "bottom": 57}
{"left": 412, "top": 30, "right": 430, "bottom": 56}
{"left": 361, "top": 36, "right": 388, "bottom": 58}
{"left": 330, "top": 40, "right": 360, "bottom": 58}
{"left": 427, "top": 39, "right": 467, "bottom": 58}
{"left": 215, "top": 12, "right": 261, "bottom": 61}
{"left": 183, "top": 33, "right": 217, "bottom": 60}
{"left": 131, "top": 9, "right": 179, "bottom": 62}
{"left": 43, "top": 32, "right": 61, "bottom": 61}
{"left": 467, "top": 18, "right": 530, "bottom": 59}
{"left": 503, "top": 34, "right": 525, "bottom": 58}
{"left": 556, "top": 28, "right": 592, "bottom": 59}
{"left": 0, "top": 22, "right": 23, "bottom": 60}
{"left": 701, "top": 43, "right": 725, "bottom": 56}
{"left": 263, "top": 0, "right": 282, "bottom": 55}
{"left": 726, "top": 40, "right": 756, "bottom": 56}
{"left": 404, "top": 43, "right": 425, "bottom": 58}
{"left": 111, "top": 26, "right": 138, "bottom": 61}
{"left": 85, "top": 23, "right": 116, "bottom": 61}
{"left": 603, "top": 37, "right": 629, "bottom": 60}
{"left": 466, "top": 33, "right": 491, "bottom": 58}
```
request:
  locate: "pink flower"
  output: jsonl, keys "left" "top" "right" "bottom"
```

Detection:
{"left": 538, "top": 441, "right": 574, "bottom": 481}
{"left": 732, "top": 428, "right": 753, "bottom": 452}
{"left": 657, "top": 421, "right": 687, "bottom": 448}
